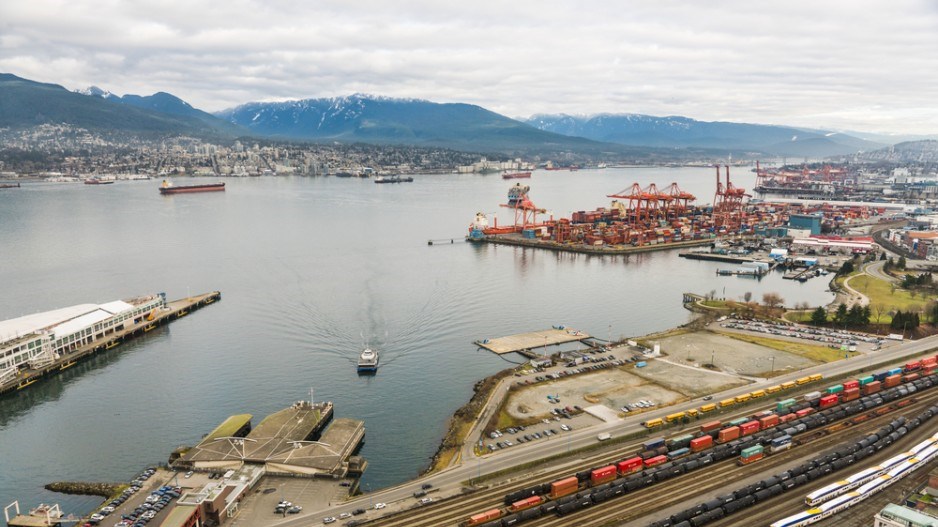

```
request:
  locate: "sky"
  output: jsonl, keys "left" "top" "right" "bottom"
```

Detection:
{"left": 1, "top": 0, "right": 937, "bottom": 135}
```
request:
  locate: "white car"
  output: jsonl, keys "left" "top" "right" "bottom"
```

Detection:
{"left": 418, "top": 497, "right": 432, "bottom": 505}
{"left": 184, "top": 471, "right": 193, "bottom": 479}
{"left": 338, "top": 513, "right": 352, "bottom": 519}
{"left": 322, "top": 517, "right": 336, "bottom": 524}
{"left": 374, "top": 503, "right": 386, "bottom": 510}
{"left": 560, "top": 424, "right": 571, "bottom": 431}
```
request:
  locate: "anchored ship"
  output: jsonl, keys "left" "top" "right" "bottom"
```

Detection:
{"left": 159, "top": 180, "right": 226, "bottom": 194}
{"left": 357, "top": 347, "right": 379, "bottom": 373}
{"left": 502, "top": 171, "right": 532, "bottom": 179}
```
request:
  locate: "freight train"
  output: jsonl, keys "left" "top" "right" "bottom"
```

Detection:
{"left": 463, "top": 362, "right": 938, "bottom": 527}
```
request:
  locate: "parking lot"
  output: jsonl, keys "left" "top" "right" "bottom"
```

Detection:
{"left": 84, "top": 468, "right": 187, "bottom": 527}
{"left": 228, "top": 476, "right": 358, "bottom": 527}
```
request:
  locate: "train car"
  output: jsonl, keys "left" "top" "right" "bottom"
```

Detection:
{"left": 770, "top": 434, "right": 792, "bottom": 453}
{"left": 740, "top": 420, "right": 760, "bottom": 436}
{"left": 923, "top": 357, "right": 938, "bottom": 369}
{"left": 781, "top": 381, "right": 797, "bottom": 390}
{"left": 666, "top": 412, "right": 686, "bottom": 423}
{"left": 643, "top": 437, "right": 666, "bottom": 451}
{"left": 728, "top": 417, "right": 748, "bottom": 427}
{"left": 644, "top": 455, "right": 668, "bottom": 468}
{"left": 862, "top": 380, "right": 882, "bottom": 395}
{"left": 887, "top": 367, "right": 903, "bottom": 377}
{"left": 616, "top": 457, "right": 643, "bottom": 476}
{"left": 766, "top": 385, "right": 783, "bottom": 394}
{"left": 549, "top": 477, "right": 579, "bottom": 499}
{"left": 700, "top": 420, "right": 722, "bottom": 434}
{"left": 825, "top": 384, "right": 844, "bottom": 394}
{"left": 667, "top": 434, "right": 694, "bottom": 450}
{"left": 508, "top": 496, "right": 543, "bottom": 513}
{"left": 589, "top": 465, "right": 617, "bottom": 486}
{"left": 734, "top": 393, "right": 752, "bottom": 404}
{"left": 779, "top": 413, "right": 797, "bottom": 424}
{"left": 903, "top": 373, "right": 920, "bottom": 383}
{"left": 795, "top": 407, "right": 815, "bottom": 418}
{"left": 759, "top": 414, "right": 780, "bottom": 430}
{"left": 719, "top": 398, "right": 736, "bottom": 408}
{"left": 803, "top": 391, "right": 822, "bottom": 403}
{"left": 690, "top": 435, "right": 713, "bottom": 452}
{"left": 668, "top": 447, "right": 690, "bottom": 461}
{"left": 819, "top": 394, "right": 839, "bottom": 409}
{"left": 843, "top": 379, "right": 860, "bottom": 391}
{"left": 750, "top": 389, "right": 767, "bottom": 398}
{"left": 777, "top": 398, "right": 797, "bottom": 413}
{"left": 699, "top": 403, "right": 717, "bottom": 413}
{"left": 738, "top": 445, "right": 764, "bottom": 465}
{"left": 884, "top": 374, "right": 902, "bottom": 388}
{"left": 467, "top": 508, "right": 503, "bottom": 527}
{"left": 841, "top": 387, "right": 860, "bottom": 402}
{"left": 644, "top": 418, "right": 664, "bottom": 429}
{"left": 717, "top": 426, "right": 740, "bottom": 443}
{"left": 905, "top": 360, "right": 923, "bottom": 372}
{"left": 858, "top": 375, "right": 875, "bottom": 386}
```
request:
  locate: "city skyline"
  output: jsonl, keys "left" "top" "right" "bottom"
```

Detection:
{"left": 1, "top": 0, "right": 937, "bottom": 134}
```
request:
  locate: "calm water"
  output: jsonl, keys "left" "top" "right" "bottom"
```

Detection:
{"left": 0, "top": 167, "right": 833, "bottom": 515}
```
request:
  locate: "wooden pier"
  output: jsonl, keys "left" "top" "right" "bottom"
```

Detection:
{"left": 0, "top": 291, "right": 221, "bottom": 397}
{"left": 476, "top": 328, "right": 591, "bottom": 357}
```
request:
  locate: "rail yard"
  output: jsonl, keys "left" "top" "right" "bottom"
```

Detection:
{"left": 353, "top": 360, "right": 938, "bottom": 527}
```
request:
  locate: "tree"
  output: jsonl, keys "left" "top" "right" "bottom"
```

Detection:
{"left": 880, "top": 252, "right": 887, "bottom": 261}
{"left": 847, "top": 304, "right": 863, "bottom": 326}
{"left": 838, "top": 260, "right": 855, "bottom": 275}
{"left": 811, "top": 306, "right": 828, "bottom": 326}
{"left": 762, "top": 292, "right": 784, "bottom": 309}
{"left": 930, "top": 302, "right": 938, "bottom": 325}
{"left": 834, "top": 303, "right": 849, "bottom": 326}
{"left": 898, "top": 256, "right": 907, "bottom": 270}
{"left": 873, "top": 304, "right": 887, "bottom": 325}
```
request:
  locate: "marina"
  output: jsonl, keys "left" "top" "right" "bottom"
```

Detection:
{"left": 476, "top": 328, "right": 592, "bottom": 356}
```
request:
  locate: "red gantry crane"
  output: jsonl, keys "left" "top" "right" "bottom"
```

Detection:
{"left": 712, "top": 165, "right": 750, "bottom": 231}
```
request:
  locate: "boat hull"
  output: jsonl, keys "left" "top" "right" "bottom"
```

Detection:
{"left": 159, "top": 183, "right": 225, "bottom": 194}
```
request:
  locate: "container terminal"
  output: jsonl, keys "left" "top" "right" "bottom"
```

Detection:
{"left": 468, "top": 165, "right": 903, "bottom": 255}
{"left": 0, "top": 291, "right": 221, "bottom": 396}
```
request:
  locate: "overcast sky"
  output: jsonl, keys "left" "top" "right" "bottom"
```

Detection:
{"left": 2, "top": 1, "right": 937, "bottom": 134}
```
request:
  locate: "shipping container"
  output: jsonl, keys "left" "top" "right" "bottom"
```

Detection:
{"left": 903, "top": 373, "right": 920, "bottom": 383}
{"left": 644, "top": 455, "right": 668, "bottom": 468}
{"left": 825, "top": 384, "right": 844, "bottom": 394}
{"left": 738, "top": 452, "right": 764, "bottom": 465}
{"left": 718, "top": 398, "right": 736, "bottom": 408}
{"left": 795, "top": 408, "right": 815, "bottom": 418}
{"left": 468, "top": 509, "right": 503, "bottom": 527}
{"left": 667, "top": 434, "right": 694, "bottom": 450}
{"left": 590, "top": 465, "right": 617, "bottom": 486}
{"left": 509, "top": 496, "right": 543, "bottom": 512}
{"left": 843, "top": 380, "right": 860, "bottom": 390}
{"left": 887, "top": 368, "right": 903, "bottom": 377}
{"left": 803, "top": 391, "right": 822, "bottom": 402}
{"left": 858, "top": 375, "right": 875, "bottom": 386}
{"left": 740, "top": 445, "right": 764, "bottom": 457}
{"left": 884, "top": 374, "right": 902, "bottom": 388}
{"left": 862, "top": 380, "right": 882, "bottom": 395}
{"left": 780, "top": 413, "right": 797, "bottom": 424}
{"left": 740, "top": 421, "right": 760, "bottom": 436}
{"left": 819, "top": 394, "right": 839, "bottom": 409}
{"left": 759, "top": 414, "right": 780, "bottom": 429}
{"left": 770, "top": 435, "right": 792, "bottom": 453}
{"left": 776, "top": 398, "right": 797, "bottom": 412}
{"left": 717, "top": 426, "right": 740, "bottom": 443}
{"left": 728, "top": 417, "right": 749, "bottom": 427}
{"left": 905, "top": 360, "right": 922, "bottom": 372}
{"left": 699, "top": 403, "right": 717, "bottom": 413}
{"left": 616, "top": 457, "right": 643, "bottom": 475}
{"left": 690, "top": 435, "right": 713, "bottom": 452}
{"left": 842, "top": 387, "right": 860, "bottom": 402}
{"left": 667, "top": 447, "right": 690, "bottom": 460}
{"left": 643, "top": 437, "right": 666, "bottom": 450}
{"left": 700, "top": 420, "right": 722, "bottom": 433}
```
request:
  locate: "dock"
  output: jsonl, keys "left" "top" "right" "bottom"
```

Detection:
{"left": 783, "top": 267, "right": 818, "bottom": 281}
{"left": 470, "top": 235, "right": 711, "bottom": 255}
{"left": 679, "top": 252, "right": 756, "bottom": 264}
{"left": 0, "top": 291, "right": 221, "bottom": 397}
{"left": 476, "top": 328, "right": 591, "bottom": 357}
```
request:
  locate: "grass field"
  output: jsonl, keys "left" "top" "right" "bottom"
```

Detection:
{"left": 715, "top": 331, "right": 845, "bottom": 363}
{"left": 849, "top": 274, "right": 932, "bottom": 322}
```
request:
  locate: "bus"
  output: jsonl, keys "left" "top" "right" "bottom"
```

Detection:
{"left": 644, "top": 418, "right": 664, "bottom": 429}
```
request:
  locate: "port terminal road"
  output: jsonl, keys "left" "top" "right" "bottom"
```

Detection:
{"left": 269, "top": 333, "right": 938, "bottom": 527}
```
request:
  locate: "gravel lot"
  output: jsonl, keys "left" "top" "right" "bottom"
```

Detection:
{"left": 653, "top": 330, "right": 817, "bottom": 377}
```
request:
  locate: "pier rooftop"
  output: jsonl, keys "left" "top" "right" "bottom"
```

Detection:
{"left": 477, "top": 328, "right": 591, "bottom": 355}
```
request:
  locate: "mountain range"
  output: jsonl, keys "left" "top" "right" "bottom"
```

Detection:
{"left": 0, "top": 72, "right": 921, "bottom": 159}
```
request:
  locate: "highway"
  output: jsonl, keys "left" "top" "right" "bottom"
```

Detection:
{"left": 271, "top": 332, "right": 938, "bottom": 527}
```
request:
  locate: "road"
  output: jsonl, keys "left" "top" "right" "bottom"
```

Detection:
{"left": 270, "top": 332, "right": 938, "bottom": 527}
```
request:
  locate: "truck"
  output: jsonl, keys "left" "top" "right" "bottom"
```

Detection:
{"left": 597, "top": 432, "right": 611, "bottom": 441}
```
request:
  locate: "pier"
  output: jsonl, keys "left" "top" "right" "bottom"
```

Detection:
{"left": 0, "top": 291, "right": 221, "bottom": 397}
{"left": 476, "top": 328, "right": 591, "bottom": 357}
{"left": 470, "top": 235, "right": 711, "bottom": 255}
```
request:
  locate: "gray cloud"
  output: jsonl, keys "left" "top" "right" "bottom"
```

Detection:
{"left": 1, "top": 0, "right": 937, "bottom": 133}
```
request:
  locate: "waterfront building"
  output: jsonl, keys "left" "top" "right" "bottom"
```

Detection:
{"left": 0, "top": 294, "right": 166, "bottom": 381}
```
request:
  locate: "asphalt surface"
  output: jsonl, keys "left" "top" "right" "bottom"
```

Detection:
{"left": 270, "top": 332, "right": 938, "bottom": 527}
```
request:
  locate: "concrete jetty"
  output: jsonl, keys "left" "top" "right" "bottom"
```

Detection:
{"left": 476, "top": 328, "right": 591, "bottom": 357}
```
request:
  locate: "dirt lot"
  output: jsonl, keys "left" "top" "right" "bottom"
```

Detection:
{"left": 653, "top": 330, "right": 817, "bottom": 377}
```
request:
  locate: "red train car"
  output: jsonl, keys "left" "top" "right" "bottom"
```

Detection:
{"left": 467, "top": 509, "right": 503, "bottom": 527}
{"left": 590, "top": 465, "right": 617, "bottom": 486}
{"left": 905, "top": 360, "right": 922, "bottom": 372}
{"left": 759, "top": 414, "right": 780, "bottom": 429}
{"left": 779, "top": 413, "right": 797, "bottom": 424}
{"left": 700, "top": 420, "right": 722, "bottom": 434}
{"left": 717, "top": 426, "right": 740, "bottom": 443}
{"left": 616, "top": 457, "right": 643, "bottom": 475}
{"left": 903, "top": 373, "right": 920, "bottom": 383}
{"left": 740, "top": 420, "right": 760, "bottom": 436}
{"left": 509, "top": 496, "right": 543, "bottom": 513}
{"left": 884, "top": 375, "right": 902, "bottom": 388}
{"left": 690, "top": 435, "right": 713, "bottom": 452}
{"left": 922, "top": 356, "right": 937, "bottom": 369}
{"left": 819, "top": 394, "right": 839, "bottom": 409}
{"left": 862, "top": 380, "right": 882, "bottom": 395}
{"left": 796, "top": 407, "right": 815, "bottom": 418}
{"left": 842, "top": 380, "right": 860, "bottom": 391}
{"left": 644, "top": 455, "right": 668, "bottom": 468}
{"left": 549, "top": 477, "right": 579, "bottom": 499}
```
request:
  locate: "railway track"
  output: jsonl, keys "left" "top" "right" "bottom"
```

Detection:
{"left": 360, "top": 390, "right": 938, "bottom": 527}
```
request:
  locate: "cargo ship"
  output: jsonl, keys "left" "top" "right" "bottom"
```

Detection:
{"left": 502, "top": 171, "right": 532, "bottom": 179}
{"left": 374, "top": 176, "right": 414, "bottom": 184}
{"left": 159, "top": 180, "right": 225, "bottom": 194}
{"left": 84, "top": 178, "right": 114, "bottom": 185}
{"left": 357, "top": 347, "right": 379, "bottom": 373}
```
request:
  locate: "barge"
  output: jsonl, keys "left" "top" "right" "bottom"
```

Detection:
{"left": 159, "top": 180, "right": 225, "bottom": 194}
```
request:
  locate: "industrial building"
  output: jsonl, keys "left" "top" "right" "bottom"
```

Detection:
{"left": 874, "top": 503, "right": 938, "bottom": 527}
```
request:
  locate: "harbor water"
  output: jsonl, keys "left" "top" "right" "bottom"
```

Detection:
{"left": 0, "top": 167, "right": 834, "bottom": 515}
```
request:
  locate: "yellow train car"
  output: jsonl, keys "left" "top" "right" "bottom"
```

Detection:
{"left": 719, "top": 398, "right": 736, "bottom": 408}
{"left": 750, "top": 389, "right": 766, "bottom": 399}
{"left": 734, "top": 393, "right": 751, "bottom": 404}
{"left": 666, "top": 412, "right": 686, "bottom": 423}
{"left": 699, "top": 403, "right": 717, "bottom": 413}
{"left": 644, "top": 418, "right": 664, "bottom": 429}
{"left": 766, "top": 385, "right": 782, "bottom": 394}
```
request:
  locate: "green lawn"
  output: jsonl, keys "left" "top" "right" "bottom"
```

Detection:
{"left": 850, "top": 274, "right": 932, "bottom": 322}
{"left": 716, "top": 331, "right": 844, "bottom": 363}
